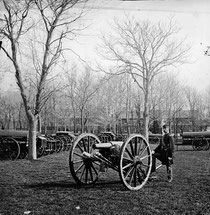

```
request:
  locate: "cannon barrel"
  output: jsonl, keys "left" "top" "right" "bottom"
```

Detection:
{"left": 182, "top": 131, "right": 210, "bottom": 138}
{"left": 0, "top": 130, "right": 28, "bottom": 138}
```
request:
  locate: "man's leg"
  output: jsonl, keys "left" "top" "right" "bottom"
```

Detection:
{"left": 166, "top": 157, "right": 173, "bottom": 182}
{"left": 151, "top": 153, "right": 156, "bottom": 172}
{"left": 149, "top": 153, "right": 158, "bottom": 180}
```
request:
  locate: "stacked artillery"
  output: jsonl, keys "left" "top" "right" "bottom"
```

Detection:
{"left": 0, "top": 130, "right": 75, "bottom": 160}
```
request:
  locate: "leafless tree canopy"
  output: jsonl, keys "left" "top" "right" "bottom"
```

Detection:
{"left": 0, "top": 0, "right": 90, "bottom": 160}
{"left": 98, "top": 15, "right": 190, "bottom": 138}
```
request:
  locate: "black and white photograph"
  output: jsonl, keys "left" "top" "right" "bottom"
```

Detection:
{"left": 0, "top": 0, "right": 210, "bottom": 214}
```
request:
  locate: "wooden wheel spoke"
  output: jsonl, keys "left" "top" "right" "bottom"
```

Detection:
{"left": 132, "top": 168, "right": 137, "bottom": 187}
{"left": 125, "top": 148, "right": 134, "bottom": 159}
{"left": 128, "top": 167, "right": 135, "bottom": 186}
{"left": 136, "top": 167, "right": 144, "bottom": 183}
{"left": 73, "top": 159, "right": 83, "bottom": 164}
{"left": 90, "top": 162, "right": 99, "bottom": 175}
{"left": 137, "top": 139, "right": 143, "bottom": 155}
{"left": 134, "top": 137, "right": 138, "bottom": 155}
{"left": 77, "top": 143, "right": 84, "bottom": 153}
{"left": 122, "top": 161, "right": 133, "bottom": 170}
{"left": 85, "top": 166, "right": 89, "bottom": 183}
{"left": 89, "top": 166, "right": 94, "bottom": 182}
{"left": 73, "top": 152, "right": 84, "bottom": 158}
{"left": 79, "top": 165, "right": 86, "bottom": 180}
{"left": 82, "top": 139, "right": 87, "bottom": 152}
{"left": 138, "top": 166, "right": 147, "bottom": 178}
{"left": 87, "top": 137, "right": 90, "bottom": 153}
{"left": 140, "top": 154, "right": 150, "bottom": 161}
{"left": 122, "top": 156, "right": 133, "bottom": 162}
{"left": 129, "top": 141, "right": 135, "bottom": 156}
{"left": 75, "top": 163, "right": 85, "bottom": 174}
{"left": 124, "top": 165, "right": 134, "bottom": 180}
{"left": 139, "top": 145, "right": 149, "bottom": 157}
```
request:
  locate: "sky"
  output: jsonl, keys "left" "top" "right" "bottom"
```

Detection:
{"left": 69, "top": 0, "right": 210, "bottom": 92}
{"left": 1, "top": 0, "right": 210, "bottom": 93}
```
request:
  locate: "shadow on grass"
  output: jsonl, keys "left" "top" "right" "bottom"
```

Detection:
{"left": 23, "top": 179, "right": 126, "bottom": 191}
{"left": 176, "top": 149, "right": 194, "bottom": 151}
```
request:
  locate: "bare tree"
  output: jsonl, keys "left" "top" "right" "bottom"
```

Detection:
{"left": 65, "top": 67, "right": 102, "bottom": 133}
{"left": 98, "top": 15, "right": 190, "bottom": 140}
{"left": 205, "top": 85, "right": 210, "bottom": 119}
{"left": 95, "top": 74, "right": 128, "bottom": 133}
{"left": 184, "top": 86, "right": 201, "bottom": 131}
{"left": 0, "top": 0, "right": 89, "bottom": 160}
{"left": 157, "top": 73, "right": 184, "bottom": 132}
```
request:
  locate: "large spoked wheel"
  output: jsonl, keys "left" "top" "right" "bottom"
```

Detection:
{"left": 192, "top": 137, "right": 209, "bottom": 151}
{"left": 119, "top": 134, "right": 152, "bottom": 191}
{"left": 69, "top": 133, "right": 101, "bottom": 185}
{"left": 0, "top": 137, "right": 20, "bottom": 160}
{"left": 65, "top": 134, "right": 76, "bottom": 151}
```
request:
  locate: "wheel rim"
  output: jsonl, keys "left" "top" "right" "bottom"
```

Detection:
{"left": 69, "top": 133, "right": 101, "bottom": 185}
{"left": 119, "top": 134, "right": 152, "bottom": 191}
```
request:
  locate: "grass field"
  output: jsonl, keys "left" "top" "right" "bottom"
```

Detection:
{"left": 0, "top": 146, "right": 209, "bottom": 215}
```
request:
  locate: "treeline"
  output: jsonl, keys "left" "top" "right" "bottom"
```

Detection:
{"left": 1, "top": 67, "right": 210, "bottom": 134}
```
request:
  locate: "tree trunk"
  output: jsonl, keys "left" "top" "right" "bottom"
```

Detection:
{"left": 37, "top": 114, "right": 41, "bottom": 133}
{"left": 81, "top": 108, "right": 84, "bottom": 133}
{"left": 143, "top": 93, "right": 149, "bottom": 141}
{"left": 27, "top": 113, "right": 37, "bottom": 160}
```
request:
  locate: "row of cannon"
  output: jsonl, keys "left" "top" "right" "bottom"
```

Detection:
{"left": 0, "top": 130, "right": 210, "bottom": 161}
{"left": 0, "top": 130, "right": 75, "bottom": 160}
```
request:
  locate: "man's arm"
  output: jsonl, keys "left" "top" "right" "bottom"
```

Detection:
{"left": 169, "top": 135, "right": 175, "bottom": 154}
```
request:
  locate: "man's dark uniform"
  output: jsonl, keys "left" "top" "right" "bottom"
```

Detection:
{"left": 151, "top": 126, "right": 175, "bottom": 181}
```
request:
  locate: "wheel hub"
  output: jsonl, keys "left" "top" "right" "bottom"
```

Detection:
{"left": 133, "top": 156, "right": 142, "bottom": 165}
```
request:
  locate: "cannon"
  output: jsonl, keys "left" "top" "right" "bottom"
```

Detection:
{"left": 69, "top": 133, "right": 152, "bottom": 191}
{"left": 181, "top": 131, "right": 210, "bottom": 151}
{"left": 0, "top": 130, "right": 48, "bottom": 160}
{"left": 55, "top": 131, "right": 76, "bottom": 151}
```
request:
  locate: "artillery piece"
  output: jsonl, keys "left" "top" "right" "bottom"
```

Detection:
{"left": 69, "top": 133, "right": 152, "bottom": 191}
{"left": 0, "top": 130, "right": 48, "bottom": 160}
{"left": 181, "top": 131, "right": 210, "bottom": 151}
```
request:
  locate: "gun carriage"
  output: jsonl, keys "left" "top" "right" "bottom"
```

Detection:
{"left": 69, "top": 133, "right": 152, "bottom": 191}
{"left": 0, "top": 130, "right": 49, "bottom": 160}
{"left": 181, "top": 131, "right": 210, "bottom": 151}
{"left": 0, "top": 130, "right": 77, "bottom": 160}
{"left": 55, "top": 131, "right": 76, "bottom": 151}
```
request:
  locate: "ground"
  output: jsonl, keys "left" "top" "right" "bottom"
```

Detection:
{"left": 0, "top": 146, "right": 209, "bottom": 215}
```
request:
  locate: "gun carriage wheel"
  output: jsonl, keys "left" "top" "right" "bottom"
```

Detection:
{"left": 119, "top": 134, "right": 152, "bottom": 191}
{"left": 0, "top": 137, "right": 20, "bottom": 160}
{"left": 54, "top": 136, "right": 63, "bottom": 153}
{"left": 69, "top": 133, "right": 101, "bottom": 185}
{"left": 192, "top": 137, "right": 209, "bottom": 151}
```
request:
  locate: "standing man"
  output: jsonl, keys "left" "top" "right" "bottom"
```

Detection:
{"left": 150, "top": 125, "right": 175, "bottom": 182}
